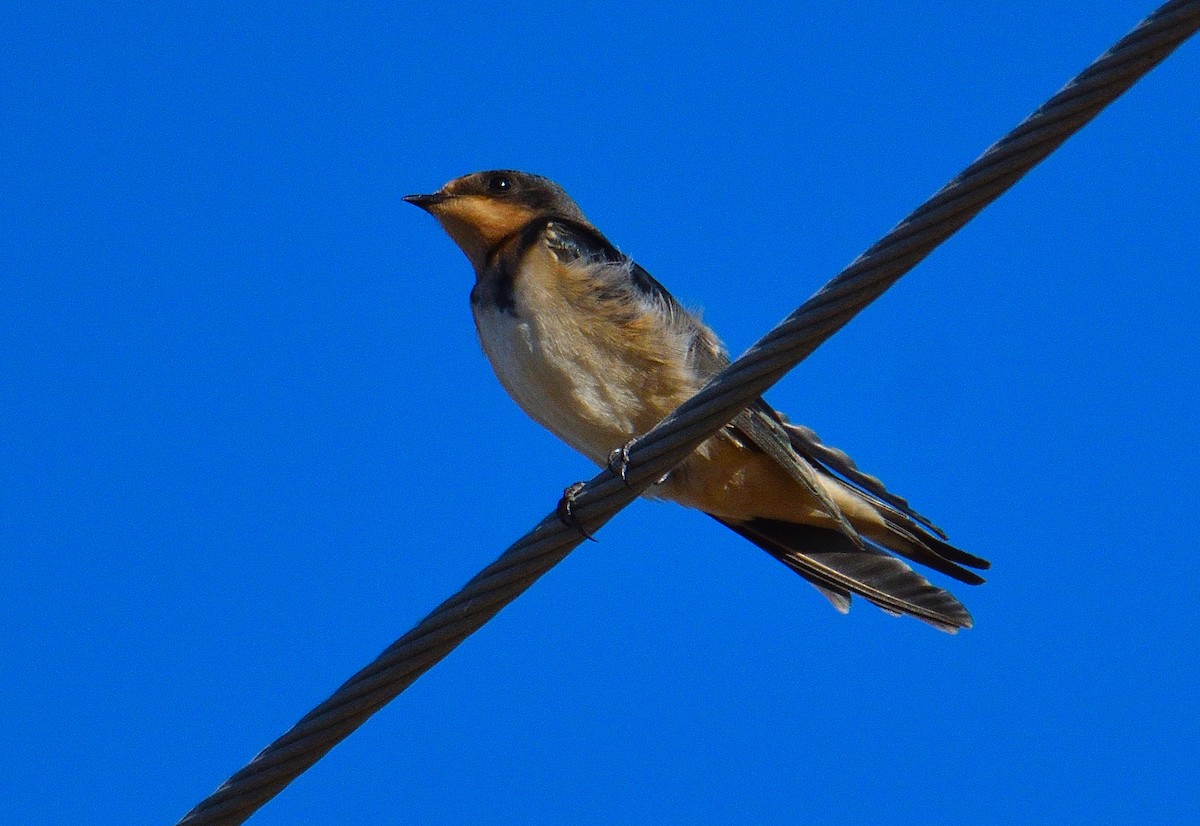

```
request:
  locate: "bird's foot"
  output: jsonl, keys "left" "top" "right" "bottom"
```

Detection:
{"left": 556, "top": 481, "right": 597, "bottom": 542}
{"left": 607, "top": 440, "right": 636, "bottom": 486}
{"left": 608, "top": 440, "right": 671, "bottom": 486}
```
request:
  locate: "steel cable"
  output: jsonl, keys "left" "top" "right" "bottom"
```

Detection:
{"left": 178, "top": 2, "right": 1200, "bottom": 822}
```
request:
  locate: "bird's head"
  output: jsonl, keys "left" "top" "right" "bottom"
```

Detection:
{"left": 405, "top": 170, "right": 587, "bottom": 271}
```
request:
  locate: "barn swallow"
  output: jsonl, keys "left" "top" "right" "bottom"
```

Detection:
{"left": 405, "top": 170, "right": 989, "bottom": 632}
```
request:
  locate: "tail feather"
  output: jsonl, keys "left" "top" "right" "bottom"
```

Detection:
{"left": 829, "top": 472, "right": 990, "bottom": 577}
{"left": 796, "top": 576, "right": 852, "bottom": 614}
{"left": 787, "top": 437, "right": 992, "bottom": 584}
{"left": 878, "top": 519, "right": 987, "bottom": 585}
{"left": 779, "top": 419, "right": 949, "bottom": 538}
{"left": 712, "top": 515, "right": 975, "bottom": 633}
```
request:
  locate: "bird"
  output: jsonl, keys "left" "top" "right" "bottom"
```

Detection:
{"left": 405, "top": 170, "right": 989, "bottom": 632}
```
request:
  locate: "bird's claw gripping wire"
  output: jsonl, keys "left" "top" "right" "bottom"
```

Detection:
{"left": 609, "top": 439, "right": 672, "bottom": 487}
{"left": 607, "top": 441, "right": 635, "bottom": 485}
{"left": 556, "top": 481, "right": 597, "bottom": 542}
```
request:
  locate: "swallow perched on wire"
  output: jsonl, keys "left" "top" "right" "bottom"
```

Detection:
{"left": 405, "top": 170, "right": 989, "bottom": 632}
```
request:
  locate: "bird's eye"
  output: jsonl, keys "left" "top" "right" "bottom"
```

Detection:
{"left": 486, "top": 175, "right": 513, "bottom": 194}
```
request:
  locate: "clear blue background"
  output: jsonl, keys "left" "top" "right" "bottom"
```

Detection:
{"left": 3, "top": 2, "right": 1198, "bottom": 823}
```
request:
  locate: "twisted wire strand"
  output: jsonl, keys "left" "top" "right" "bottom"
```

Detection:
{"left": 178, "top": 3, "right": 1199, "bottom": 822}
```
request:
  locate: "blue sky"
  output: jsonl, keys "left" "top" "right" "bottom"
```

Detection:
{"left": 3, "top": 2, "right": 1198, "bottom": 823}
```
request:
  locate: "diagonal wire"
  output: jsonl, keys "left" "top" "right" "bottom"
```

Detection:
{"left": 177, "top": 2, "right": 1200, "bottom": 822}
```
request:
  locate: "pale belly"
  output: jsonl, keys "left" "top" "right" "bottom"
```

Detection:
{"left": 472, "top": 303, "right": 652, "bottom": 465}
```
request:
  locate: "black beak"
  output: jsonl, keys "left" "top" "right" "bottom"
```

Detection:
{"left": 403, "top": 192, "right": 449, "bottom": 212}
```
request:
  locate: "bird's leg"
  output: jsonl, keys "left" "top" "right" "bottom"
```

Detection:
{"left": 607, "top": 440, "right": 636, "bottom": 486}
{"left": 608, "top": 439, "right": 673, "bottom": 486}
{"left": 556, "top": 481, "right": 597, "bottom": 542}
